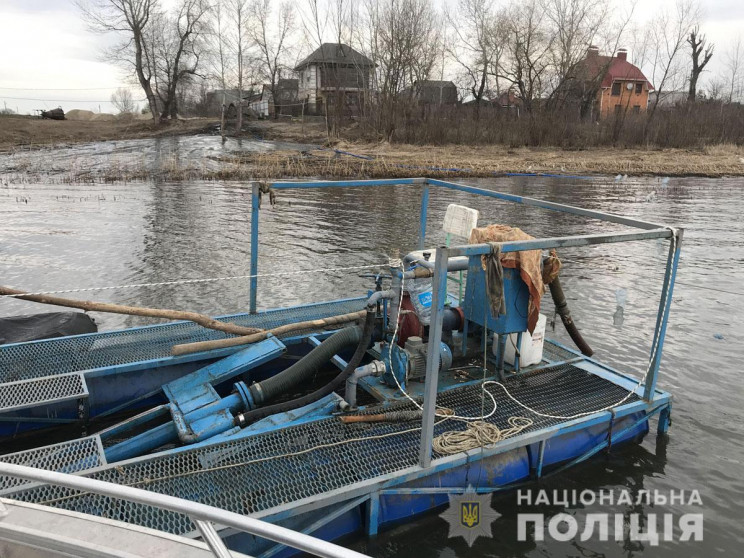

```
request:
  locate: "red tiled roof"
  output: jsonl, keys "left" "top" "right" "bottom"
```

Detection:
{"left": 581, "top": 54, "right": 654, "bottom": 91}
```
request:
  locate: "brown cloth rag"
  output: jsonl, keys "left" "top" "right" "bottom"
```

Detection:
{"left": 469, "top": 224, "right": 561, "bottom": 333}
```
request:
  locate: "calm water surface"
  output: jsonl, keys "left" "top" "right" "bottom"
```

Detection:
{"left": 1, "top": 137, "right": 742, "bottom": 557}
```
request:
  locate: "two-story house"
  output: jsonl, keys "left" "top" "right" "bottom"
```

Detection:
{"left": 294, "top": 43, "right": 375, "bottom": 116}
{"left": 577, "top": 47, "right": 654, "bottom": 119}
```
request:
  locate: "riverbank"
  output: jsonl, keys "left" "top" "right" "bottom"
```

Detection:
{"left": 0, "top": 115, "right": 216, "bottom": 151}
{"left": 1, "top": 115, "right": 742, "bottom": 178}
{"left": 246, "top": 119, "right": 744, "bottom": 178}
{"left": 231, "top": 141, "right": 744, "bottom": 179}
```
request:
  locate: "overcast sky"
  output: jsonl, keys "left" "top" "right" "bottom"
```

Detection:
{"left": 1, "top": 0, "right": 742, "bottom": 115}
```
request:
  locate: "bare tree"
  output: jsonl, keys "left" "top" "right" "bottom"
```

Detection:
{"left": 447, "top": 0, "right": 500, "bottom": 110}
{"left": 499, "top": 0, "right": 553, "bottom": 113}
{"left": 301, "top": 0, "right": 358, "bottom": 137}
{"left": 77, "top": 0, "right": 161, "bottom": 119}
{"left": 154, "top": 0, "right": 211, "bottom": 120}
{"left": 209, "top": 0, "right": 230, "bottom": 137}
{"left": 363, "top": 0, "right": 441, "bottom": 139}
{"left": 248, "top": 0, "right": 295, "bottom": 120}
{"left": 687, "top": 26, "right": 713, "bottom": 101}
{"left": 111, "top": 87, "right": 136, "bottom": 113}
{"left": 225, "top": 0, "right": 250, "bottom": 132}
{"left": 724, "top": 36, "right": 742, "bottom": 103}
{"left": 544, "top": 0, "right": 608, "bottom": 91}
{"left": 645, "top": 0, "right": 699, "bottom": 122}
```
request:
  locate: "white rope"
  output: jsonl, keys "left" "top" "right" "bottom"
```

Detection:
{"left": 433, "top": 417, "right": 534, "bottom": 455}
{"left": 0, "top": 264, "right": 389, "bottom": 298}
{"left": 485, "top": 226, "right": 679, "bottom": 420}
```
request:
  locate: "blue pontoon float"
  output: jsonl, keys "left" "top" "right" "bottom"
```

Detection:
{"left": 0, "top": 178, "right": 681, "bottom": 556}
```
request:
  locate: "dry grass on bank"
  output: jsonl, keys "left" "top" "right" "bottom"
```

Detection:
{"left": 228, "top": 143, "right": 744, "bottom": 178}
{"left": 0, "top": 115, "right": 217, "bottom": 151}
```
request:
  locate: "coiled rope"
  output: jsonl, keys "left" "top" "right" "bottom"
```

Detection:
{"left": 432, "top": 417, "right": 534, "bottom": 455}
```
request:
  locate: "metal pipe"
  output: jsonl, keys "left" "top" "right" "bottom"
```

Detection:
{"left": 0, "top": 462, "right": 371, "bottom": 558}
{"left": 446, "top": 229, "right": 673, "bottom": 258}
{"left": 387, "top": 270, "right": 402, "bottom": 333}
{"left": 427, "top": 178, "right": 668, "bottom": 230}
{"left": 418, "top": 185, "right": 429, "bottom": 250}
{"left": 644, "top": 229, "right": 683, "bottom": 400}
{"left": 366, "top": 290, "right": 394, "bottom": 308}
{"left": 344, "top": 361, "right": 385, "bottom": 408}
{"left": 269, "top": 178, "right": 424, "bottom": 189}
{"left": 249, "top": 182, "right": 260, "bottom": 314}
{"left": 104, "top": 421, "right": 179, "bottom": 463}
{"left": 419, "top": 246, "right": 449, "bottom": 468}
{"left": 194, "top": 519, "right": 232, "bottom": 558}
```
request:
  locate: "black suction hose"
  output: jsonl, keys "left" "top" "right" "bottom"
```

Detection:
{"left": 235, "top": 309, "right": 376, "bottom": 426}
{"left": 248, "top": 325, "right": 364, "bottom": 406}
{"left": 548, "top": 275, "right": 594, "bottom": 357}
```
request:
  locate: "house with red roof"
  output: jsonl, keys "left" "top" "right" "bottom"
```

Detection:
{"left": 577, "top": 47, "right": 654, "bottom": 119}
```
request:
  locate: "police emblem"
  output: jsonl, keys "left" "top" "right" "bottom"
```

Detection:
{"left": 440, "top": 486, "right": 500, "bottom": 547}
{"left": 461, "top": 502, "right": 480, "bottom": 528}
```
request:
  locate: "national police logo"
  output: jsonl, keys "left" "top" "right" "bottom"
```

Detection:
{"left": 440, "top": 486, "right": 500, "bottom": 547}
{"left": 461, "top": 501, "right": 480, "bottom": 528}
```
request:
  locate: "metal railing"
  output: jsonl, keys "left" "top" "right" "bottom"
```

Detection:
{"left": 248, "top": 178, "right": 682, "bottom": 469}
{"left": 0, "top": 462, "right": 369, "bottom": 558}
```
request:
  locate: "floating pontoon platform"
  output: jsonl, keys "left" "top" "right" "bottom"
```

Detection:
{"left": 0, "top": 178, "right": 681, "bottom": 556}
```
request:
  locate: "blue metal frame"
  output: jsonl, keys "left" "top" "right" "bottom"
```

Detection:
{"left": 250, "top": 182, "right": 260, "bottom": 313}
{"left": 241, "top": 176, "right": 681, "bottom": 490}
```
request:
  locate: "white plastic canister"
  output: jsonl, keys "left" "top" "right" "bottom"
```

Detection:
{"left": 494, "top": 313, "right": 547, "bottom": 368}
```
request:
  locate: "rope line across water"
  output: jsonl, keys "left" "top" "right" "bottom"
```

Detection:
{"left": 0, "top": 264, "right": 390, "bottom": 298}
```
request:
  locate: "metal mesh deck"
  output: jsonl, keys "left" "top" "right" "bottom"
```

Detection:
{"left": 0, "top": 436, "right": 105, "bottom": 491}
{"left": 4, "top": 364, "right": 639, "bottom": 535}
{"left": 542, "top": 340, "right": 580, "bottom": 363}
{"left": 0, "top": 298, "right": 366, "bottom": 382}
{"left": 0, "top": 373, "right": 87, "bottom": 413}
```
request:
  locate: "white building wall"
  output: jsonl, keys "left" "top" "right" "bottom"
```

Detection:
{"left": 298, "top": 65, "right": 319, "bottom": 113}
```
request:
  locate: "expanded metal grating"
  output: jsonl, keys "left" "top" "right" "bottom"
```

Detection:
{"left": 4, "top": 364, "right": 639, "bottom": 536}
{"left": 0, "top": 373, "right": 87, "bottom": 413}
{"left": 542, "top": 340, "right": 580, "bottom": 363}
{"left": 0, "top": 298, "right": 367, "bottom": 382}
{"left": 0, "top": 436, "right": 105, "bottom": 491}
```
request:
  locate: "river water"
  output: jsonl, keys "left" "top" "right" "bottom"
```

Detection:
{"left": 1, "top": 136, "right": 742, "bottom": 557}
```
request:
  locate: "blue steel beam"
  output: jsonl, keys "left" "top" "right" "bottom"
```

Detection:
{"left": 419, "top": 246, "right": 449, "bottom": 468}
{"left": 445, "top": 229, "right": 673, "bottom": 258}
{"left": 250, "top": 181, "right": 260, "bottom": 314}
{"left": 269, "top": 178, "right": 422, "bottom": 189}
{"left": 418, "top": 185, "right": 429, "bottom": 250}
{"left": 643, "top": 229, "right": 683, "bottom": 400}
{"left": 426, "top": 178, "right": 667, "bottom": 230}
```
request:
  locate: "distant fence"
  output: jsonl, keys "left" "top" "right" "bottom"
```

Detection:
{"left": 355, "top": 101, "right": 744, "bottom": 148}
